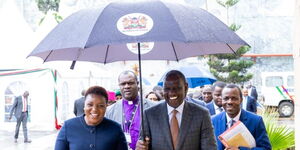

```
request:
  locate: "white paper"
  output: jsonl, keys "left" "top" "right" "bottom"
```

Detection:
{"left": 218, "top": 121, "right": 256, "bottom": 148}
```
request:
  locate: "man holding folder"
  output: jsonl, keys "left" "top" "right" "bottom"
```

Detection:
{"left": 212, "top": 84, "right": 271, "bottom": 150}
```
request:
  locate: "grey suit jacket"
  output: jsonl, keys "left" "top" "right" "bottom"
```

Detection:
{"left": 105, "top": 98, "right": 156, "bottom": 124}
{"left": 10, "top": 96, "right": 27, "bottom": 119}
{"left": 73, "top": 97, "right": 85, "bottom": 116}
{"left": 143, "top": 101, "right": 217, "bottom": 150}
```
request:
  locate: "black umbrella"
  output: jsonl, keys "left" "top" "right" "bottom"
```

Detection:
{"left": 28, "top": 0, "right": 249, "bottom": 137}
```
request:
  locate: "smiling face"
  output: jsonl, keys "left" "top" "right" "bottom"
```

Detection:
{"left": 202, "top": 86, "right": 213, "bottom": 103}
{"left": 213, "top": 86, "right": 223, "bottom": 107}
{"left": 222, "top": 87, "right": 242, "bottom": 118}
{"left": 118, "top": 72, "right": 139, "bottom": 101}
{"left": 163, "top": 73, "right": 188, "bottom": 108}
{"left": 84, "top": 94, "right": 107, "bottom": 126}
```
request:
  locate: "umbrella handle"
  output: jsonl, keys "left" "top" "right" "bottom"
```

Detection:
{"left": 70, "top": 61, "right": 76, "bottom": 70}
{"left": 137, "top": 43, "right": 146, "bottom": 140}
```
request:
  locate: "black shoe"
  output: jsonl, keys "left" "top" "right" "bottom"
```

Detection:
{"left": 14, "top": 139, "right": 17, "bottom": 143}
{"left": 24, "top": 139, "right": 32, "bottom": 143}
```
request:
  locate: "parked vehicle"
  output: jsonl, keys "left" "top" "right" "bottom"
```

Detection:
{"left": 260, "top": 72, "right": 295, "bottom": 117}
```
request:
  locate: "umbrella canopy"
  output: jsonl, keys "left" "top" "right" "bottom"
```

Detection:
{"left": 157, "top": 66, "right": 216, "bottom": 88}
{"left": 28, "top": 0, "right": 248, "bottom": 64}
{"left": 27, "top": 0, "right": 249, "bottom": 138}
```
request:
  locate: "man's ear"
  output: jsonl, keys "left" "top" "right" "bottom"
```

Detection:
{"left": 185, "top": 83, "right": 188, "bottom": 94}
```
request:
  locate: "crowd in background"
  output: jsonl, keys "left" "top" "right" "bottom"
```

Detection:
{"left": 9, "top": 69, "right": 265, "bottom": 150}
{"left": 52, "top": 69, "right": 270, "bottom": 150}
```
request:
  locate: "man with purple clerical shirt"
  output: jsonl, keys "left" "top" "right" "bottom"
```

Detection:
{"left": 105, "top": 70, "right": 156, "bottom": 150}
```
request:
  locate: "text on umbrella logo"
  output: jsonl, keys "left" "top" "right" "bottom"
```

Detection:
{"left": 117, "top": 13, "right": 153, "bottom": 36}
{"left": 127, "top": 42, "right": 154, "bottom": 55}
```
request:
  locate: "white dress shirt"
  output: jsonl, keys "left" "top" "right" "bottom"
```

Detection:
{"left": 167, "top": 101, "right": 185, "bottom": 127}
{"left": 226, "top": 109, "right": 241, "bottom": 129}
{"left": 213, "top": 101, "right": 223, "bottom": 115}
{"left": 242, "top": 96, "right": 248, "bottom": 110}
{"left": 22, "top": 96, "right": 27, "bottom": 112}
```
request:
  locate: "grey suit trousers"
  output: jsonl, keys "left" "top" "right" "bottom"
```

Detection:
{"left": 14, "top": 112, "right": 28, "bottom": 140}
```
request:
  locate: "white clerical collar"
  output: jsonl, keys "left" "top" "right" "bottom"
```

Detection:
{"left": 167, "top": 100, "right": 185, "bottom": 116}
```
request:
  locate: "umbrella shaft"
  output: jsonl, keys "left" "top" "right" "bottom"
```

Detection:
{"left": 137, "top": 43, "right": 145, "bottom": 139}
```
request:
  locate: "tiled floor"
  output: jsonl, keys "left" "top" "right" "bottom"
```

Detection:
{"left": 0, "top": 130, "right": 58, "bottom": 150}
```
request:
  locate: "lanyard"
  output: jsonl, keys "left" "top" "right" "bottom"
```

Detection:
{"left": 122, "top": 101, "right": 139, "bottom": 133}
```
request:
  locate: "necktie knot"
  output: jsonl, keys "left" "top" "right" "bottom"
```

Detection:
{"left": 172, "top": 109, "right": 178, "bottom": 115}
{"left": 218, "top": 107, "right": 223, "bottom": 112}
{"left": 230, "top": 119, "right": 236, "bottom": 127}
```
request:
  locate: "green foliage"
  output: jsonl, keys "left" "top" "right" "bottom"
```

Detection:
{"left": 53, "top": 12, "right": 63, "bottom": 23}
{"left": 36, "top": 0, "right": 60, "bottom": 14}
{"left": 213, "top": 46, "right": 250, "bottom": 59}
{"left": 216, "top": 0, "right": 240, "bottom": 8}
{"left": 205, "top": 0, "right": 253, "bottom": 84}
{"left": 207, "top": 45, "right": 254, "bottom": 84}
{"left": 35, "top": 0, "right": 62, "bottom": 24}
{"left": 262, "top": 109, "right": 295, "bottom": 150}
{"left": 229, "top": 23, "right": 241, "bottom": 32}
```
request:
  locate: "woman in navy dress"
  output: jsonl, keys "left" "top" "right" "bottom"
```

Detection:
{"left": 55, "top": 86, "right": 128, "bottom": 150}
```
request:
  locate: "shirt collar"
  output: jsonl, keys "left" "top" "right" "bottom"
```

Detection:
{"left": 167, "top": 100, "right": 185, "bottom": 115}
{"left": 213, "top": 101, "right": 220, "bottom": 109}
{"left": 123, "top": 96, "right": 139, "bottom": 105}
{"left": 226, "top": 108, "right": 241, "bottom": 123}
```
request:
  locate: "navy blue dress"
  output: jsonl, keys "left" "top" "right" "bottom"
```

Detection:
{"left": 55, "top": 116, "right": 128, "bottom": 150}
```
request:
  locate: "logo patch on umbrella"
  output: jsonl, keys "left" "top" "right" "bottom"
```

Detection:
{"left": 127, "top": 42, "right": 154, "bottom": 54}
{"left": 117, "top": 13, "right": 153, "bottom": 36}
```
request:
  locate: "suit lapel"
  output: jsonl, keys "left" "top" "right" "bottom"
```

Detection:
{"left": 211, "top": 104, "right": 216, "bottom": 115}
{"left": 158, "top": 102, "right": 173, "bottom": 149}
{"left": 220, "top": 112, "right": 227, "bottom": 132}
{"left": 239, "top": 109, "right": 249, "bottom": 125}
{"left": 218, "top": 112, "right": 227, "bottom": 150}
{"left": 176, "top": 102, "right": 192, "bottom": 150}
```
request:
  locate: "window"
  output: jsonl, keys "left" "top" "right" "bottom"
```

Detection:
{"left": 265, "top": 76, "right": 283, "bottom": 87}
{"left": 287, "top": 75, "right": 294, "bottom": 87}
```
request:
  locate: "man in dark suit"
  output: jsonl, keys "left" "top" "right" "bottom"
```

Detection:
{"left": 73, "top": 90, "right": 86, "bottom": 116}
{"left": 136, "top": 70, "right": 217, "bottom": 150}
{"left": 242, "top": 88, "right": 257, "bottom": 113}
{"left": 9, "top": 91, "right": 31, "bottom": 143}
{"left": 206, "top": 81, "right": 226, "bottom": 116}
{"left": 212, "top": 84, "right": 271, "bottom": 150}
{"left": 247, "top": 83, "right": 258, "bottom": 101}
{"left": 202, "top": 85, "right": 213, "bottom": 104}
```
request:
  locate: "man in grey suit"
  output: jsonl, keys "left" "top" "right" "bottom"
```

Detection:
{"left": 136, "top": 70, "right": 217, "bottom": 150}
{"left": 105, "top": 70, "right": 156, "bottom": 150}
{"left": 73, "top": 89, "right": 86, "bottom": 116}
{"left": 9, "top": 91, "right": 31, "bottom": 143}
